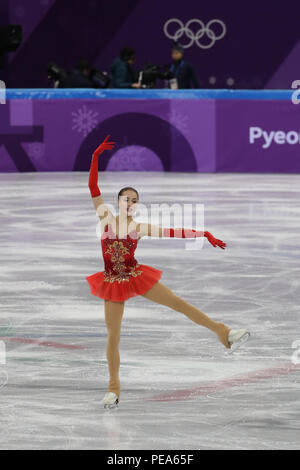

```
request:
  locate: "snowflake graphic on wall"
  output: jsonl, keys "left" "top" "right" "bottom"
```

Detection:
{"left": 23, "top": 142, "right": 45, "bottom": 161}
{"left": 167, "top": 109, "right": 189, "bottom": 132}
{"left": 107, "top": 146, "right": 146, "bottom": 171}
{"left": 71, "top": 105, "right": 99, "bottom": 137}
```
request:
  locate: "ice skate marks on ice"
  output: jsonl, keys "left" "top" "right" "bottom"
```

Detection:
{"left": 102, "top": 392, "right": 119, "bottom": 409}
{"left": 227, "top": 328, "right": 250, "bottom": 354}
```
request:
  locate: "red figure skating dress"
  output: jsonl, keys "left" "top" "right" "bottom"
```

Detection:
{"left": 86, "top": 136, "right": 226, "bottom": 302}
{"left": 86, "top": 223, "right": 162, "bottom": 302}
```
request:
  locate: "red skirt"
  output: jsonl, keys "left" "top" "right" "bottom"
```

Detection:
{"left": 86, "top": 264, "right": 163, "bottom": 302}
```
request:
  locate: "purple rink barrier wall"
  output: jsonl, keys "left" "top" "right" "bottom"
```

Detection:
{"left": 0, "top": 89, "right": 300, "bottom": 173}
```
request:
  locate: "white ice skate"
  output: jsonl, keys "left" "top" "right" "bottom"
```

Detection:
{"left": 228, "top": 328, "right": 250, "bottom": 353}
{"left": 102, "top": 392, "right": 119, "bottom": 409}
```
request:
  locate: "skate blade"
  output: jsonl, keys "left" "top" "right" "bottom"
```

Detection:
{"left": 103, "top": 399, "right": 119, "bottom": 410}
{"left": 228, "top": 331, "right": 250, "bottom": 354}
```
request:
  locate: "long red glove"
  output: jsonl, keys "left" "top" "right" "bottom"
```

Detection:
{"left": 88, "top": 135, "right": 115, "bottom": 197}
{"left": 163, "top": 228, "right": 226, "bottom": 250}
{"left": 204, "top": 231, "right": 226, "bottom": 249}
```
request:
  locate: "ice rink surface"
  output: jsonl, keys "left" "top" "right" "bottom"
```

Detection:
{"left": 0, "top": 171, "right": 299, "bottom": 450}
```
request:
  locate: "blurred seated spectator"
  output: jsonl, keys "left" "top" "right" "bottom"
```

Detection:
{"left": 66, "top": 60, "right": 98, "bottom": 88}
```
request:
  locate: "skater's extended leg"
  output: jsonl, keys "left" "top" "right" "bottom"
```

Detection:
{"left": 104, "top": 299, "right": 125, "bottom": 397}
{"left": 141, "top": 282, "right": 230, "bottom": 348}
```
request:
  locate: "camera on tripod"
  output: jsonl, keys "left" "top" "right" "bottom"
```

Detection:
{"left": 138, "top": 64, "right": 173, "bottom": 88}
{"left": 0, "top": 24, "right": 22, "bottom": 69}
{"left": 46, "top": 62, "right": 67, "bottom": 87}
{"left": 89, "top": 68, "right": 110, "bottom": 88}
{"left": 46, "top": 62, "right": 111, "bottom": 88}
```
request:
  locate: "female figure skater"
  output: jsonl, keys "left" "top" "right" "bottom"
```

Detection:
{"left": 86, "top": 136, "right": 250, "bottom": 409}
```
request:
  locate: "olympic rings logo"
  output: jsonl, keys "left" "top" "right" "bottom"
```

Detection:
{"left": 163, "top": 18, "right": 226, "bottom": 49}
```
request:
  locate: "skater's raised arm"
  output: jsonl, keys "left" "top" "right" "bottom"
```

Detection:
{"left": 88, "top": 135, "right": 115, "bottom": 221}
{"left": 137, "top": 224, "right": 226, "bottom": 249}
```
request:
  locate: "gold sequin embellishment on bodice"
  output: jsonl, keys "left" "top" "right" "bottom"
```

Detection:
{"left": 102, "top": 230, "right": 143, "bottom": 284}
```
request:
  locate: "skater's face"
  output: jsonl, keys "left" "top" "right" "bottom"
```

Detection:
{"left": 118, "top": 189, "right": 139, "bottom": 216}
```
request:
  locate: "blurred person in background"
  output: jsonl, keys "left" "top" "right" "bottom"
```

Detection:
{"left": 68, "top": 59, "right": 109, "bottom": 88}
{"left": 47, "top": 59, "right": 110, "bottom": 88}
{"left": 67, "top": 60, "right": 95, "bottom": 87}
{"left": 110, "top": 47, "right": 141, "bottom": 89}
{"left": 168, "top": 43, "right": 199, "bottom": 89}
